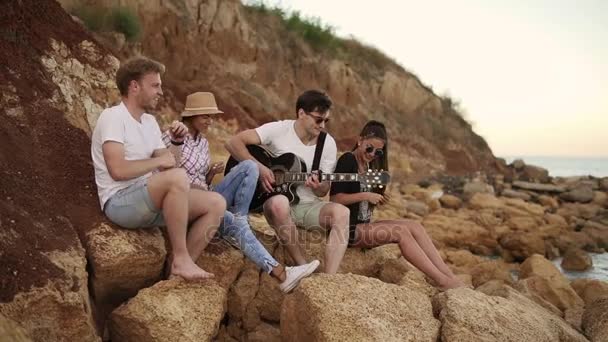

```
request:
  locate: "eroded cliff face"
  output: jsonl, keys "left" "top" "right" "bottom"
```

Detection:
{"left": 59, "top": 0, "right": 499, "bottom": 179}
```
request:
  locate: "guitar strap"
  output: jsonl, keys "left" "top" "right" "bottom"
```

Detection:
{"left": 311, "top": 131, "right": 327, "bottom": 173}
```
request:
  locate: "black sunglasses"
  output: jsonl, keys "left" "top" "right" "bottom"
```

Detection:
{"left": 365, "top": 145, "right": 384, "bottom": 157}
{"left": 305, "top": 111, "right": 330, "bottom": 124}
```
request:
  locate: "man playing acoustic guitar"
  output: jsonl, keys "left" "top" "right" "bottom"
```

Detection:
{"left": 226, "top": 90, "right": 349, "bottom": 273}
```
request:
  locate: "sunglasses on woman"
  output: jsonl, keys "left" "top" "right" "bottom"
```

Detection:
{"left": 305, "top": 111, "right": 330, "bottom": 124}
{"left": 365, "top": 145, "right": 384, "bottom": 157}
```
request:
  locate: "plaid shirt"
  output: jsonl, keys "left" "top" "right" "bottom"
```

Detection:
{"left": 162, "top": 131, "right": 210, "bottom": 190}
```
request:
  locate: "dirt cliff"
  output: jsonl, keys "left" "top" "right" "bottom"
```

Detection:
{"left": 58, "top": 0, "right": 499, "bottom": 180}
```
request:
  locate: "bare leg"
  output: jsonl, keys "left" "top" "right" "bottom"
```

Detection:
{"left": 318, "top": 203, "right": 349, "bottom": 274}
{"left": 387, "top": 219, "right": 456, "bottom": 278}
{"left": 146, "top": 169, "right": 212, "bottom": 280}
{"left": 186, "top": 189, "right": 226, "bottom": 262}
{"left": 263, "top": 195, "right": 307, "bottom": 266}
{"left": 352, "top": 221, "right": 461, "bottom": 289}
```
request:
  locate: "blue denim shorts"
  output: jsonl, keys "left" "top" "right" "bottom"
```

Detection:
{"left": 104, "top": 179, "right": 165, "bottom": 229}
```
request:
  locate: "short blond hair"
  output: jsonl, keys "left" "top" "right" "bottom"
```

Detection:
{"left": 115, "top": 56, "right": 165, "bottom": 96}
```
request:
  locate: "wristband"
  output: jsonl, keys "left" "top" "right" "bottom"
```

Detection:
{"left": 170, "top": 140, "right": 184, "bottom": 146}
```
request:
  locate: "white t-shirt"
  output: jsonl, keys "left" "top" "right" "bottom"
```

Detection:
{"left": 255, "top": 120, "right": 337, "bottom": 203}
{"left": 91, "top": 102, "right": 165, "bottom": 209}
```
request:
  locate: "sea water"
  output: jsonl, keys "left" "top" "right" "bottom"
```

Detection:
{"left": 503, "top": 156, "right": 608, "bottom": 178}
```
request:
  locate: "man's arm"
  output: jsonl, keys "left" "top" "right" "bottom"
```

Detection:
{"left": 225, "top": 129, "right": 275, "bottom": 193}
{"left": 103, "top": 142, "right": 174, "bottom": 181}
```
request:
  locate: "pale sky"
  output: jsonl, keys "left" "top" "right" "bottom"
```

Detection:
{"left": 247, "top": 0, "right": 608, "bottom": 157}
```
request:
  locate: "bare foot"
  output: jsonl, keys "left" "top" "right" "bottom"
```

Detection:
{"left": 170, "top": 257, "right": 215, "bottom": 281}
{"left": 438, "top": 277, "right": 467, "bottom": 291}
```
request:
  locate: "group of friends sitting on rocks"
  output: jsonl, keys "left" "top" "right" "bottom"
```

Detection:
{"left": 91, "top": 56, "right": 467, "bottom": 293}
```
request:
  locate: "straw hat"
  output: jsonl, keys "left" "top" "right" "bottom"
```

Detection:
{"left": 181, "top": 92, "right": 224, "bottom": 117}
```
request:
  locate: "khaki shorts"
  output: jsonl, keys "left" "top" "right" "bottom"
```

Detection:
{"left": 290, "top": 199, "right": 331, "bottom": 230}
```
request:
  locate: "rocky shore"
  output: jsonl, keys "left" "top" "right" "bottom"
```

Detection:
{"left": 1, "top": 0, "right": 607, "bottom": 341}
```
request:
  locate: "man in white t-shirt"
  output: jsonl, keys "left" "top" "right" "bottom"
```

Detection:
{"left": 91, "top": 57, "right": 226, "bottom": 281}
{"left": 226, "top": 90, "right": 349, "bottom": 274}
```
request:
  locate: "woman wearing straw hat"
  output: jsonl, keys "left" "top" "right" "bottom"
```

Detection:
{"left": 162, "top": 92, "right": 319, "bottom": 292}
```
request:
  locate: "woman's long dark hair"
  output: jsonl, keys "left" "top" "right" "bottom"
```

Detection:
{"left": 352, "top": 120, "right": 388, "bottom": 195}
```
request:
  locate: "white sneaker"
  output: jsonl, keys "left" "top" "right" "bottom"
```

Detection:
{"left": 279, "top": 260, "right": 320, "bottom": 293}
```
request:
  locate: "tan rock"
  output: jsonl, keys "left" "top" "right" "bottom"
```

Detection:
{"left": 557, "top": 203, "right": 602, "bottom": 220}
{"left": 570, "top": 279, "right": 608, "bottom": 306}
{"left": 251, "top": 271, "right": 285, "bottom": 323}
{"left": 109, "top": 279, "right": 227, "bottom": 342}
{"left": 519, "top": 255, "right": 584, "bottom": 314}
{"left": 423, "top": 213, "right": 497, "bottom": 255}
{"left": 544, "top": 213, "right": 568, "bottom": 226}
{"left": 561, "top": 249, "right": 593, "bottom": 271}
{"left": 0, "top": 313, "right": 32, "bottom": 342}
{"left": 404, "top": 200, "right": 429, "bottom": 216}
{"left": 463, "top": 181, "right": 494, "bottom": 200}
{"left": 600, "top": 177, "right": 608, "bottom": 191}
{"left": 247, "top": 323, "right": 281, "bottom": 342}
{"left": 228, "top": 263, "right": 260, "bottom": 321}
{"left": 378, "top": 257, "right": 412, "bottom": 284}
{"left": 554, "top": 231, "right": 599, "bottom": 253}
{"left": 439, "top": 194, "right": 462, "bottom": 209}
{"left": 502, "top": 197, "right": 546, "bottom": 218}
{"left": 506, "top": 216, "right": 539, "bottom": 231}
{"left": 468, "top": 192, "right": 502, "bottom": 209}
{"left": 196, "top": 240, "right": 245, "bottom": 289}
{"left": 521, "top": 164, "right": 550, "bottom": 183}
{"left": 582, "top": 296, "right": 608, "bottom": 342}
{"left": 85, "top": 223, "right": 166, "bottom": 320}
{"left": 538, "top": 195, "right": 560, "bottom": 209}
{"left": 470, "top": 260, "right": 514, "bottom": 287}
{"left": 0, "top": 248, "right": 99, "bottom": 342}
{"left": 396, "top": 269, "right": 439, "bottom": 297}
{"left": 500, "top": 232, "right": 546, "bottom": 261}
{"left": 582, "top": 221, "right": 608, "bottom": 250}
{"left": 444, "top": 249, "right": 485, "bottom": 273}
{"left": 592, "top": 191, "right": 607, "bottom": 206}
{"left": 281, "top": 274, "right": 440, "bottom": 341}
{"left": 432, "top": 287, "right": 586, "bottom": 341}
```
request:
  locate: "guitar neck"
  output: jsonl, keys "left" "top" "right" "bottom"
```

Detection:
{"left": 283, "top": 173, "right": 359, "bottom": 183}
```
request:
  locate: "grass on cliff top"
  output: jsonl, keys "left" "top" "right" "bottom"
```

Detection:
{"left": 70, "top": 4, "right": 141, "bottom": 41}
{"left": 243, "top": 1, "right": 398, "bottom": 73}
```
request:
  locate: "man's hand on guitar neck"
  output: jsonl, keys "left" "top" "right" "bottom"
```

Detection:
{"left": 305, "top": 171, "right": 329, "bottom": 197}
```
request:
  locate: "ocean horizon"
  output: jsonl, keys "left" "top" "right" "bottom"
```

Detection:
{"left": 502, "top": 156, "right": 608, "bottom": 178}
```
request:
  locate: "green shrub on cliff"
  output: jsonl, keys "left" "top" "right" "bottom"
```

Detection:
{"left": 70, "top": 5, "right": 140, "bottom": 41}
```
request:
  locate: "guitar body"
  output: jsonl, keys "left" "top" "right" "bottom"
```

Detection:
{"left": 225, "top": 145, "right": 306, "bottom": 212}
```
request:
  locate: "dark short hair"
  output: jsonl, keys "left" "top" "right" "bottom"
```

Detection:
{"left": 115, "top": 56, "right": 165, "bottom": 96}
{"left": 295, "top": 90, "right": 332, "bottom": 117}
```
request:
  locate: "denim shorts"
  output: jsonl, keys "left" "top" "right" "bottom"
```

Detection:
{"left": 104, "top": 179, "right": 165, "bottom": 229}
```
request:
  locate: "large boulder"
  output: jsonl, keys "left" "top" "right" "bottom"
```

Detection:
{"left": 570, "top": 279, "right": 608, "bottom": 306}
{"left": 582, "top": 296, "right": 608, "bottom": 342}
{"left": 281, "top": 274, "right": 440, "bottom": 341}
{"left": 432, "top": 287, "right": 587, "bottom": 341}
{"left": 0, "top": 246, "right": 99, "bottom": 342}
{"left": 423, "top": 212, "right": 497, "bottom": 255}
{"left": 85, "top": 223, "right": 166, "bottom": 321}
{"left": 196, "top": 239, "right": 245, "bottom": 289}
{"left": 109, "top": 279, "right": 227, "bottom": 342}
{"left": 499, "top": 232, "right": 546, "bottom": 261}
{"left": 519, "top": 255, "right": 584, "bottom": 315}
